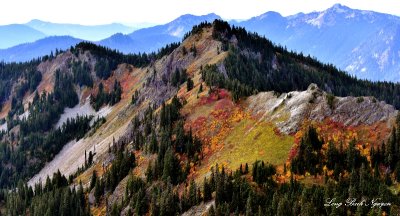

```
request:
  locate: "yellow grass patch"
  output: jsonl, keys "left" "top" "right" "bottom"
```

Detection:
{"left": 213, "top": 119, "right": 294, "bottom": 168}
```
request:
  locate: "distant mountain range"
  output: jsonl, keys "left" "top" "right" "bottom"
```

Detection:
{"left": 0, "top": 20, "right": 135, "bottom": 49}
{"left": 0, "top": 14, "right": 221, "bottom": 62}
{"left": 234, "top": 3, "right": 400, "bottom": 81}
{"left": 0, "top": 36, "right": 83, "bottom": 62}
{"left": 26, "top": 19, "right": 135, "bottom": 41}
{"left": 99, "top": 13, "right": 221, "bottom": 53}
{"left": 0, "top": 24, "right": 47, "bottom": 49}
{"left": 1, "top": 5, "right": 400, "bottom": 81}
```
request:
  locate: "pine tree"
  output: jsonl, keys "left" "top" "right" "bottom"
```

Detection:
{"left": 150, "top": 132, "right": 158, "bottom": 154}
{"left": 162, "top": 148, "right": 181, "bottom": 185}
{"left": 257, "top": 206, "right": 262, "bottom": 216}
{"left": 135, "top": 188, "right": 147, "bottom": 215}
{"left": 187, "top": 77, "right": 194, "bottom": 91}
{"left": 90, "top": 171, "right": 97, "bottom": 190}
{"left": 187, "top": 180, "right": 197, "bottom": 206}
{"left": 191, "top": 44, "right": 197, "bottom": 56}
{"left": 88, "top": 151, "right": 94, "bottom": 165}
{"left": 110, "top": 202, "right": 119, "bottom": 216}
{"left": 94, "top": 179, "right": 103, "bottom": 205}
{"left": 245, "top": 193, "right": 253, "bottom": 216}
{"left": 395, "top": 162, "right": 400, "bottom": 182}
{"left": 326, "top": 141, "right": 339, "bottom": 169}
{"left": 277, "top": 196, "right": 291, "bottom": 216}
{"left": 171, "top": 68, "right": 181, "bottom": 87}
{"left": 203, "top": 177, "right": 212, "bottom": 201}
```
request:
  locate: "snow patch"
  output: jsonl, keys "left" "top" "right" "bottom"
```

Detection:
{"left": 169, "top": 26, "right": 184, "bottom": 37}
{"left": 329, "top": 4, "right": 349, "bottom": 13}
{"left": 306, "top": 12, "right": 326, "bottom": 28}
{"left": 18, "top": 110, "right": 29, "bottom": 121}
{"left": 361, "top": 11, "right": 373, "bottom": 15}
{"left": 378, "top": 48, "right": 390, "bottom": 70}
{"left": 346, "top": 64, "right": 356, "bottom": 71}
{"left": 28, "top": 104, "right": 127, "bottom": 187}
{"left": 351, "top": 47, "right": 359, "bottom": 53}
{"left": 93, "top": 106, "right": 112, "bottom": 123}
{"left": 56, "top": 99, "right": 94, "bottom": 128}
{"left": 28, "top": 138, "right": 84, "bottom": 186}
{"left": 0, "top": 123, "right": 6, "bottom": 132}
{"left": 334, "top": 8, "right": 346, "bottom": 13}
{"left": 56, "top": 98, "right": 112, "bottom": 128}
{"left": 346, "top": 13, "right": 355, "bottom": 19}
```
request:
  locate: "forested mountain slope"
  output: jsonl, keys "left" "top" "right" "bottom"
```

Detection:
{"left": 1, "top": 20, "right": 400, "bottom": 215}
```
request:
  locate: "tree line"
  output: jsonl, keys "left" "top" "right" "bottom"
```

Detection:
{"left": 204, "top": 20, "right": 400, "bottom": 108}
{"left": 90, "top": 80, "right": 122, "bottom": 111}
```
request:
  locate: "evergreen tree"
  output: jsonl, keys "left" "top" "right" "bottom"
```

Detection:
{"left": 90, "top": 171, "right": 97, "bottom": 190}
{"left": 187, "top": 77, "right": 194, "bottom": 91}
{"left": 162, "top": 148, "right": 181, "bottom": 185}
{"left": 245, "top": 192, "right": 253, "bottom": 216}
{"left": 94, "top": 179, "right": 103, "bottom": 205}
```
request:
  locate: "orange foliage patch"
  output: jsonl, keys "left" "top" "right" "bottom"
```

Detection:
{"left": 294, "top": 119, "right": 391, "bottom": 148}
{"left": 190, "top": 116, "right": 207, "bottom": 132}
{"left": 87, "top": 65, "right": 141, "bottom": 101}
{"left": 289, "top": 118, "right": 392, "bottom": 165}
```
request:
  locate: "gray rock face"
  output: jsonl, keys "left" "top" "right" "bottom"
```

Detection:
{"left": 247, "top": 84, "right": 397, "bottom": 134}
{"left": 182, "top": 200, "right": 215, "bottom": 216}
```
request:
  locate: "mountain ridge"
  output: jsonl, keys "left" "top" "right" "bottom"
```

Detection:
{"left": 0, "top": 24, "right": 46, "bottom": 49}
{"left": 2, "top": 5, "right": 400, "bottom": 82}
{"left": 0, "top": 14, "right": 221, "bottom": 62}
{"left": 1, "top": 20, "right": 400, "bottom": 215}
{"left": 26, "top": 19, "right": 136, "bottom": 41}
{"left": 0, "top": 36, "right": 83, "bottom": 62}
{"left": 237, "top": 4, "right": 400, "bottom": 81}
{"left": 99, "top": 13, "right": 221, "bottom": 53}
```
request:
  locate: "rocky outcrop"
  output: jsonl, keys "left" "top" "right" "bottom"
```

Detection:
{"left": 247, "top": 83, "right": 397, "bottom": 134}
{"left": 182, "top": 200, "right": 215, "bottom": 216}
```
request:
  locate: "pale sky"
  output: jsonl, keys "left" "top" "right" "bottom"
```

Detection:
{"left": 1, "top": 0, "right": 400, "bottom": 26}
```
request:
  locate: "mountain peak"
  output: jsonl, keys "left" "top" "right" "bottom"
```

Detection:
{"left": 258, "top": 11, "right": 283, "bottom": 20}
{"left": 327, "top": 3, "right": 351, "bottom": 13}
{"left": 203, "top": 13, "right": 220, "bottom": 18}
{"left": 174, "top": 13, "right": 221, "bottom": 22}
{"left": 164, "top": 13, "right": 221, "bottom": 37}
{"left": 304, "top": 4, "right": 353, "bottom": 28}
{"left": 27, "top": 19, "right": 54, "bottom": 26}
{"left": 27, "top": 19, "right": 44, "bottom": 23}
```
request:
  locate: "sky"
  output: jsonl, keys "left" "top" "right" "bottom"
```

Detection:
{"left": 1, "top": 0, "right": 400, "bottom": 26}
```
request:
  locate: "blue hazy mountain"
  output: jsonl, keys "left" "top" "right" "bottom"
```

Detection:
{"left": 99, "top": 13, "right": 221, "bottom": 53}
{"left": 1, "top": 14, "right": 220, "bottom": 62}
{"left": 236, "top": 4, "right": 400, "bottom": 81}
{"left": 0, "top": 36, "right": 82, "bottom": 62}
{"left": 2, "top": 6, "right": 400, "bottom": 81}
{"left": 26, "top": 19, "right": 135, "bottom": 41}
{"left": 0, "top": 24, "right": 46, "bottom": 49}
